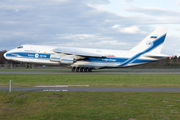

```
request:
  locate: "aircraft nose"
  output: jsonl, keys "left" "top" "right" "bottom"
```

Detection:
{"left": 3, "top": 52, "right": 7, "bottom": 58}
{"left": 3, "top": 51, "right": 10, "bottom": 60}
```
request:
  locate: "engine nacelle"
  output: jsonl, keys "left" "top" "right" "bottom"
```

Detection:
{"left": 50, "top": 54, "right": 74, "bottom": 64}
{"left": 60, "top": 56, "right": 74, "bottom": 64}
{"left": 50, "top": 54, "right": 60, "bottom": 62}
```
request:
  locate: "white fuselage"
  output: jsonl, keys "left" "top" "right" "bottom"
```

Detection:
{"left": 4, "top": 45, "right": 162, "bottom": 69}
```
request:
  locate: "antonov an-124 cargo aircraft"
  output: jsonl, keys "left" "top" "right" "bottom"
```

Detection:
{"left": 4, "top": 26, "right": 168, "bottom": 72}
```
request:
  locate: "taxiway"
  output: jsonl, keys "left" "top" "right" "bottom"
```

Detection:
{"left": 1, "top": 69, "right": 180, "bottom": 74}
{"left": 1, "top": 87, "right": 180, "bottom": 92}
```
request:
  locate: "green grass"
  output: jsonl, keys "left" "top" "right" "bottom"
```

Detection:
{"left": 0, "top": 74, "right": 180, "bottom": 87}
{"left": 0, "top": 91, "right": 180, "bottom": 120}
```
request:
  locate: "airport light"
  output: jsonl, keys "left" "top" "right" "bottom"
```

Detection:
{"left": 9, "top": 80, "right": 12, "bottom": 92}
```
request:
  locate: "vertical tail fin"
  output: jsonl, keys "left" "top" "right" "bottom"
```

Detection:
{"left": 131, "top": 26, "right": 168, "bottom": 54}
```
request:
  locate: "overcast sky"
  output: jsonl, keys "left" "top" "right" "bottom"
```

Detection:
{"left": 1, "top": 0, "right": 180, "bottom": 56}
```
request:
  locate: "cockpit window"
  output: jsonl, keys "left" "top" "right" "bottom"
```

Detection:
{"left": 17, "top": 46, "right": 23, "bottom": 49}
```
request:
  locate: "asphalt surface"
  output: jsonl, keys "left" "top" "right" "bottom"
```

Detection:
{"left": 1, "top": 69, "right": 180, "bottom": 74}
{"left": 1, "top": 87, "right": 180, "bottom": 92}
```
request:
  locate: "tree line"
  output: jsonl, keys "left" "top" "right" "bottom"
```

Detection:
{"left": 0, "top": 50, "right": 7, "bottom": 64}
{"left": 133, "top": 56, "right": 180, "bottom": 69}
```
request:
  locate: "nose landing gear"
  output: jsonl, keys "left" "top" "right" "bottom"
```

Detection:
{"left": 25, "top": 64, "right": 30, "bottom": 69}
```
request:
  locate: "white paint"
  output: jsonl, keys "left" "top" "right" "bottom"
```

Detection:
{"left": 43, "top": 90, "right": 68, "bottom": 91}
{"left": 36, "top": 85, "right": 89, "bottom": 87}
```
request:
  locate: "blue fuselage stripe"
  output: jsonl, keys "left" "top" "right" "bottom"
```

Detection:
{"left": 6, "top": 52, "right": 51, "bottom": 59}
{"left": 6, "top": 52, "right": 154, "bottom": 65}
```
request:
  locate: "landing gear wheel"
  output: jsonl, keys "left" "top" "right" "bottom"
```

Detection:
{"left": 72, "top": 67, "right": 75, "bottom": 72}
{"left": 25, "top": 65, "right": 29, "bottom": 69}
{"left": 76, "top": 68, "right": 79, "bottom": 72}
{"left": 88, "top": 68, "right": 92, "bottom": 72}
{"left": 84, "top": 68, "right": 88, "bottom": 72}
{"left": 80, "top": 68, "right": 84, "bottom": 72}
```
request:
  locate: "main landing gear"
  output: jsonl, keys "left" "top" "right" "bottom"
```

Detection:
{"left": 72, "top": 67, "right": 92, "bottom": 72}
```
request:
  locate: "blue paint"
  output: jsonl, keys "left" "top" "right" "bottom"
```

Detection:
{"left": 79, "top": 57, "right": 154, "bottom": 64}
{"left": 6, "top": 50, "right": 155, "bottom": 65}
{"left": 61, "top": 59, "right": 73, "bottom": 61}
{"left": 6, "top": 52, "right": 51, "bottom": 59}
{"left": 118, "top": 34, "right": 166, "bottom": 67}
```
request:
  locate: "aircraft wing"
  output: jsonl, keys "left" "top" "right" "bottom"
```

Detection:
{"left": 53, "top": 48, "right": 106, "bottom": 58}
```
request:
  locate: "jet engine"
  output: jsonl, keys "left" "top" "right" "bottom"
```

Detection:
{"left": 50, "top": 54, "right": 74, "bottom": 64}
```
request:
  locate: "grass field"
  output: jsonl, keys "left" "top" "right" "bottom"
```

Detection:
{"left": 1, "top": 70, "right": 180, "bottom": 119}
{"left": 0, "top": 91, "right": 180, "bottom": 120}
{"left": 0, "top": 74, "right": 180, "bottom": 87}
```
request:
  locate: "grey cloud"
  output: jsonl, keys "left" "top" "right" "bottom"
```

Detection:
{"left": 0, "top": 0, "right": 177, "bottom": 55}
{"left": 162, "top": 35, "right": 180, "bottom": 55}
{"left": 175, "top": 0, "right": 180, "bottom": 5}
{"left": 0, "top": 0, "right": 137, "bottom": 48}
{"left": 83, "top": 0, "right": 110, "bottom": 5}
{"left": 124, "top": 6, "right": 180, "bottom": 16}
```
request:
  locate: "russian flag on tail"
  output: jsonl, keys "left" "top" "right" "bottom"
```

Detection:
{"left": 150, "top": 36, "right": 157, "bottom": 39}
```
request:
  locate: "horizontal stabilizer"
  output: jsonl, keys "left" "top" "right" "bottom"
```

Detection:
{"left": 143, "top": 54, "right": 168, "bottom": 59}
